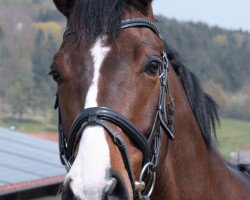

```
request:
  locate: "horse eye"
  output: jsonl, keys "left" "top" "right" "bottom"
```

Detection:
{"left": 49, "top": 69, "right": 63, "bottom": 84}
{"left": 145, "top": 59, "right": 162, "bottom": 76}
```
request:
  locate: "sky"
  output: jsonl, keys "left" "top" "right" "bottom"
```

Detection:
{"left": 152, "top": 0, "right": 250, "bottom": 32}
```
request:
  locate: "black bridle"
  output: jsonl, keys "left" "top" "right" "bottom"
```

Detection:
{"left": 55, "top": 18, "right": 175, "bottom": 200}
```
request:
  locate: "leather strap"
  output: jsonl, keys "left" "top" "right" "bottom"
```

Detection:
{"left": 67, "top": 107, "right": 151, "bottom": 166}
{"left": 121, "top": 18, "right": 163, "bottom": 40}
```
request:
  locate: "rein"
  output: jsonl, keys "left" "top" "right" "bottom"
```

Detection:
{"left": 55, "top": 18, "right": 175, "bottom": 200}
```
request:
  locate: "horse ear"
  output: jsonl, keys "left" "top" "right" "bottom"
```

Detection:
{"left": 53, "top": 0, "right": 77, "bottom": 18}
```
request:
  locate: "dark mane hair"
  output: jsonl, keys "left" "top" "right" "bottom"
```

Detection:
{"left": 164, "top": 42, "right": 220, "bottom": 150}
{"left": 69, "top": 0, "right": 151, "bottom": 44}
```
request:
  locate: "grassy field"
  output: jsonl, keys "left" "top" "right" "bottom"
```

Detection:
{"left": 217, "top": 118, "right": 250, "bottom": 159}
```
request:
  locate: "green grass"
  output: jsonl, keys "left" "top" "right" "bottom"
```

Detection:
{"left": 217, "top": 118, "right": 250, "bottom": 159}
{"left": 0, "top": 117, "right": 57, "bottom": 133}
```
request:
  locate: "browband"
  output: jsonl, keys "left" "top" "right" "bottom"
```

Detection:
{"left": 121, "top": 18, "right": 163, "bottom": 40}
{"left": 63, "top": 18, "right": 162, "bottom": 40}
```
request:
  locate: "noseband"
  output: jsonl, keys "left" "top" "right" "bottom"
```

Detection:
{"left": 55, "top": 18, "right": 175, "bottom": 200}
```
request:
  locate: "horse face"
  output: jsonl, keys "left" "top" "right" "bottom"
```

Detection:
{"left": 51, "top": 1, "right": 164, "bottom": 199}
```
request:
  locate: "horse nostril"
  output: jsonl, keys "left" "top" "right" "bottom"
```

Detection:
{"left": 103, "top": 172, "right": 130, "bottom": 200}
{"left": 105, "top": 178, "right": 118, "bottom": 196}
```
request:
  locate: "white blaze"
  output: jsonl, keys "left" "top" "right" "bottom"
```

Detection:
{"left": 85, "top": 37, "right": 110, "bottom": 108}
{"left": 65, "top": 37, "right": 111, "bottom": 199}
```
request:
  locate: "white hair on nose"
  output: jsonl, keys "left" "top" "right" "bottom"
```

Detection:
{"left": 65, "top": 36, "right": 111, "bottom": 199}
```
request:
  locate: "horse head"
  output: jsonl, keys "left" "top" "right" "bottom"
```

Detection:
{"left": 51, "top": 0, "right": 173, "bottom": 199}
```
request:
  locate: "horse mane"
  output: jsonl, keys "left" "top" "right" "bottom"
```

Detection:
{"left": 164, "top": 42, "right": 220, "bottom": 150}
{"left": 69, "top": 0, "right": 150, "bottom": 45}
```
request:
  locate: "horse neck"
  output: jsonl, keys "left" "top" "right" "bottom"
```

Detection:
{"left": 152, "top": 68, "right": 250, "bottom": 200}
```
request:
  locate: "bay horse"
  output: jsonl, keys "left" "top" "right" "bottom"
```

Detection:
{"left": 50, "top": 0, "right": 250, "bottom": 199}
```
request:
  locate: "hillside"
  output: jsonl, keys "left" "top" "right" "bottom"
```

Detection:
{"left": 0, "top": 1, "right": 249, "bottom": 120}
{"left": 158, "top": 16, "right": 250, "bottom": 92}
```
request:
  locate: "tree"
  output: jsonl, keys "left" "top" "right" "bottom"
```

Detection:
{"left": 203, "top": 80, "right": 229, "bottom": 110}
{"left": 32, "top": 30, "right": 48, "bottom": 110}
{"left": 158, "top": 16, "right": 250, "bottom": 92}
{"left": 6, "top": 71, "right": 34, "bottom": 119}
{"left": 45, "top": 34, "right": 58, "bottom": 69}
{"left": 35, "top": 9, "right": 63, "bottom": 22}
{"left": 31, "top": 30, "right": 58, "bottom": 113}
{"left": 0, "top": 26, "right": 4, "bottom": 41}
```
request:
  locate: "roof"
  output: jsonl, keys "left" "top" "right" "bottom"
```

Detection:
{"left": 0, "top": 127, "right": 65, "bottom": 196}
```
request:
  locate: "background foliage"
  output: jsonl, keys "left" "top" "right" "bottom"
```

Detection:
{"left": 0, "top": 1, "right": 249, "bottom": 122}
{"left": 158, "top": 16, "right": 250, "bottom": 92}
{"left": 158, "top": 16, "right": 250, "bottom": 120}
